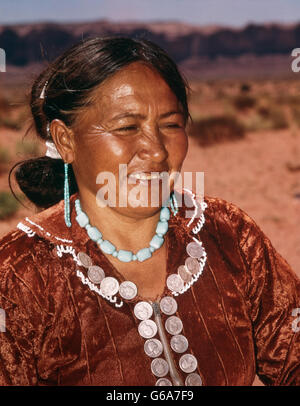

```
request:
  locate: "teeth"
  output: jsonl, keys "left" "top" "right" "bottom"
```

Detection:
{"left": 129, "top": 173, "right": 165, "bottom": 180}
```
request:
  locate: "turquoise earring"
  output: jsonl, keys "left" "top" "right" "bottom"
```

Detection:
{"left": 64, "top": 163, "right": 71, "bottom": 227}
{"left": 170, "top": 191, "right": 178, "bottom": 216}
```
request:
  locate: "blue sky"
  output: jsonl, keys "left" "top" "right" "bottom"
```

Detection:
{"left": 0, "top": 0, "right": 299, "bottom": 26}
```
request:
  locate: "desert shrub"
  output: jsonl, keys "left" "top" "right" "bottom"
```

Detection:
{"left": 0, "top": 147, "right": 10, "bottom": 164}
{"left": 240, "top": 83, "right": 251, "bottom": 93}
{"left": 0, "top": 95, "right": 11, "bottom": 112}
{"left": 0, "top": 107, "right": 29, "bottom": 130}
{"left": 188, "top": 115, "right": 245, "bottom": 146}
{"left": 269, "top": 108, "right": 289, "bottom": 129}
{"left": 243, "top": 107, "right": 288, "bottom": 131}
{"left": 0, "top": 191, "right": 19, "bottom": 220}
{"left": 242, "top": 113, "right": 270, "bottom": 132}
{"left": 278, "top": 94, "right": 300, "bottom": 106}
{"left": 0, "top": 94, "right": 13, "bottom": 128}
{"left": 292, "top": 107, "right": 300, "bottom": 127}
{"left": 233, "top": 94, "right": 256, "bottom": 110}
{"left": 0, "top": 147, "right": 11, "bottom": 174}
{"left": 257, "top": 106, "right": 270, "bottom": 118}
{"left": 16, "top": 140, "right": 41, "bottom": 157}
{"left": 0, "top": 116, "right": 23, "bottom": 130}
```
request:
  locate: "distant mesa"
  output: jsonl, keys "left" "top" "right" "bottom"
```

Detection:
{"left": 0, "top": 19, "right": 299, "bottom": 79}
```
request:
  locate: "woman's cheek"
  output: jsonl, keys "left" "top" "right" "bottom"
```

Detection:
{"left": 168, "top": 132, "right": 188, "bottom": 162}
{"left": 90, "top": 138, "right": 135, "bottom": 180}
{"left": 106, "top": 138, "right": 132, "bottom": 159}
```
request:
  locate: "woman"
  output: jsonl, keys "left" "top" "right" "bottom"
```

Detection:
{"left": 0, "top": 36, "right": 299, "bottom": 386}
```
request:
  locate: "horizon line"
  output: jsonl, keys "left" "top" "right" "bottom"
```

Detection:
{"left": 0, "top": 17, "right": 299, "bottom": 29}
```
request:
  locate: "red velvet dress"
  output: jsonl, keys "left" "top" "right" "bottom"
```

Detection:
{"left": 0, "top": 191, "right": 299, "bottom": 386}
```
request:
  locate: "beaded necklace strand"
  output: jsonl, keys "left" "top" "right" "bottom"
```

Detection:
{"left": 75, "top": 198, "right": 174, "bottom": 263}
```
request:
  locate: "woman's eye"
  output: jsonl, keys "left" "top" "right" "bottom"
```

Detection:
{"left": 117, "top": 126, "right": 137, "bottom": 132}
{"left": 163, "top": 123, "right": 182, "bottom": 129}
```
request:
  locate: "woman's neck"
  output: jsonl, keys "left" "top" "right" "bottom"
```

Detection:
{"left": 78, "top": 189, "right": 162, "bottom": 252}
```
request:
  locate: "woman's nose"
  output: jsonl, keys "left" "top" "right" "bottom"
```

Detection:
{"left": 137, "top": 129, "right": 168, "bottom": 163}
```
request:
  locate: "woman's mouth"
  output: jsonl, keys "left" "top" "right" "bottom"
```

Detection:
{"left": 128, "top": 172, "right": 167, "bottom": 182}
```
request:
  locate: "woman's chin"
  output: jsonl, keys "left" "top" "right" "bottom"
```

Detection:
{"left": 94, "top": 180, "right": 174, "bottom": 215}
{"left": 125, "top": 183, "right": 173, "bottom": 210}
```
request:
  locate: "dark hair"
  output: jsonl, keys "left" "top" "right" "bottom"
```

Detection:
{"left": 11, "top": 36, "right": 191, "bottom": 209}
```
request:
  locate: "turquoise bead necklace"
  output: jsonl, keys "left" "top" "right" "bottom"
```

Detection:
{"left": 75, "top": 195, "right": 177, "bottom": 263}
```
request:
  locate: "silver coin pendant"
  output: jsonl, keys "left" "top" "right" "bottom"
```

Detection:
{"left": 77, "top": 252, "right": 93, "bottom": 268}
{"left": 134, "top": 301, "right": 153, "bottom": 321}
{"left": 179, "top": 354, "right": 198, "bottom": 373}
{"left": 166, "top": 274, "right": 184, "bottom": 292}
{"left": 159, "top": 296, "right": 178, "bottom": 316}
{"left": 100, "top": 276, "right": 119, "bottom": 297}
{"left": 87, "top": 265, "right": 105, "bottom": 284}
{"left": 119, "top": 281, "right": 137, "bottom": 300}
{"left": 186, "top": 242, "right": 204, "bottom": 259}
{"left": 165, "top": 316, "right": 183, "bottom": 335}
{"left": 151, "top": 358, "right": 169, "bottom": 377}
{"left": 185, "top": 373, "right": 203, "bottom": 386}
{"left": 138, "top": 319, "right": 157, "bottom": 339}
{"left": 144, "top": 338, "right": 163, "bottom": 358}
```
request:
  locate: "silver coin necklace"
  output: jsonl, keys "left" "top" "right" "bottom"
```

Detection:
{"left": 74, "top": 199, "right": 206, "bottom": 387}
{"left": 75, "top": 238, "right": 206, "bottom": 387}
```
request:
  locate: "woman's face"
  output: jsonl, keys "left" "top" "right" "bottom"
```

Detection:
{"left": 71, "top": 61, "right": 188, "bottom": 217}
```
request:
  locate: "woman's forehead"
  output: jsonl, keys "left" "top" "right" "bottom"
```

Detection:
{"left": 95, "top": 62, "right": 173, "bottom": 98}
{"left": 88, "top": 66, "right": 180, "bottom": 114}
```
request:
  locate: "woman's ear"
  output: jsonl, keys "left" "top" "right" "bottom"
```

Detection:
{"left": 49, "top": 119, "right": 75, "bottom": 163}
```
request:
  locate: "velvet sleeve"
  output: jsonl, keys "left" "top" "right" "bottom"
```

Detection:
{"left": 0, "top": 231, "right": 55, "bottom": 386}
{"left": 227, "top": 203, "right": 300, "bottom": 385}
{"left": 0, "top": 269, "right": 38, "bottom": 385}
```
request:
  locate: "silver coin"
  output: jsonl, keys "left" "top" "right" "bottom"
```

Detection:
{"left": 185, "top": 373, "right": 203, "bottom": 386}
{"left": 87, "top": 265, "right": 105, "bottom": 284}
{"left": 166, "top": 274, "right": 184, "bottom": 292}
{"left": 179, "top": 354, "right": 198, "bottom": 373}
{"left": 186, "top": 242, "right": 204, "bottom": 259}
{"left": 134, "top": 301, "right": 153, "bottom": 320}
{"left": 185, "top": 257, "right": 200, "bottom": 275}
{"left": 138, "top": 319, "right": 157, "bottom": 339}
{"left": 100, "top": 276, "right": 119, "bottom": 296}
{"left": 159, "top": 296, "right": 178, "bottom": 316}
{"left": 77, "top": 251, "right": 93, "bottom": 268}
{"left": 155, "top": 378, "right": 172, "bottom": 386}
{"left": 165, "top": 316, "right": 183, "bottom": 335}
{"left": 151, "top": 358, "right": 169, "bottom": 377}
{"left": 144, "top": 338, "right": 163, "bottom": 358}
{"left": 177, "top": 265, "right": 192, "bottom": 283}
{"left": 119, "top": 281, "right": 137, "bottom": 300}
{"left": 170, "top": 334, "right": 189, "bottom": 353}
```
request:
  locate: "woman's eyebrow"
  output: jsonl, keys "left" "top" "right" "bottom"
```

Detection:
{"left": 110, "top": 111, "right": 184, "bottom": 121}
